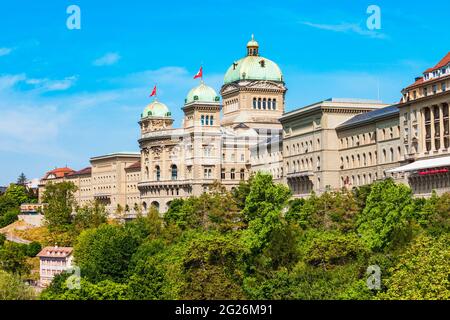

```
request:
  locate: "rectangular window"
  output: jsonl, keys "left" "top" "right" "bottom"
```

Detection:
{"left": 221, "top": 169, "right": 225, "bottom": 179}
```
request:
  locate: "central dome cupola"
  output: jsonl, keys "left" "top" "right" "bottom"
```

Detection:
{"left": 223, "top": 35, "right": 283, "bottom": 85}
{"left": 247, "top": 34, "right": 259, "bottom": 56}
{"left": 220, "top": 35, "right": 287, "bottom": 129}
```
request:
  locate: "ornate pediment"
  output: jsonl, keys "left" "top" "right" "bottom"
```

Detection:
{"left": 221, "top": 80, "right": 285, "bottom": 95}
{"left": 245, "top": 80, "right": 286, "bottom": 91}
{"left": 221, "top": 83, "right": 240, "bottom": 95}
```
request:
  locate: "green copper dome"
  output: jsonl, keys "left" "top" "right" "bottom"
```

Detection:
{"left": 224, "top": 36, "right": 283, "bottom": 85}
{"left": 224, "top": 56, "right": 283, "bottom": 84}
{"left": 141, "top": 100, "right": 171, "bottom": 118}
{"left": 185, "top": 82, "right": 220, "bottom": 104}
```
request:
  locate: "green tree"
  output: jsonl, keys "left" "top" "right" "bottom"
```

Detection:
{"left": 242, "top": 173, "right": 291, "bottom": 252}
{"left": 0, "top": 234, "right": 5, "bottom": 247}
{"left": 0, "top": 242, "right": 30, "bottom": 275}
{"left": 180, "top": 232, "right": 248, "bottom": 299}
{"left": 42, "top": 182, "right": 78, "bottom": 231}
{"left": 357, "top": 179, "right": 415, "bottom": 251}
{"left": 286, "top": 191, "right": 360, "bottom": 232}
{"left": 231, "top": 174, "right": 254, "bottom": 210}
{"left": 0, "top": 184, "right": 29, "bottom": 215}
{"left": 26, "top": 241, "right": 42, "bottom": 257}
{"left": 0, "top": 270, "right": 35, "bottom": 300}
{"left": 73, "top": 201, "right": 108, "bottom": 233}
{"left": 17, "top": 173, "right": 27, "bottom": 186}
{"left": 164, "top": 182, "right": 243, "bottom": 232}
{"left": 74, "top": 224, "right": 139, "bottom": 283}
{"left": 378, "top": 234, "right": 450, "bottom": 300}
{"left": 0, "top": 208, "right": 19, "bottom": 228}
{"left": 419, "top": 191, "right": 450, "bottom": 236}
{"left": 40, "top": 272, "right": 129, "bottom": 300}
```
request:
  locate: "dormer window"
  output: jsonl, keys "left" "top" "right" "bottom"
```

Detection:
{"left": 259, "top": 59, "right": 265, "bottom": 68}
{"left": 233, "top": 62, "right": 238, "bottom": 70}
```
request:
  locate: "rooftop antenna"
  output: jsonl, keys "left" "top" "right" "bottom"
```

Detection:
{"left": 376, "top": 78, "right": 380, "bottom": 101}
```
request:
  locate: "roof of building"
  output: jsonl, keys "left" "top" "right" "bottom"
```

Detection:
{"left": 405, "top": 77, "right": 424, "bottom": 89}
{"left": 337, "top": 105, "right": 399, "bottom": 130}
{"left": 67, "top": 167, "right": 92, "bottom": 177}
{"left": 388, "top": 155, "right": 450, "bottom": 173}
{"left": 424, "top": 52, "right": 450, "bottom": 73}
{"left": 185, "top": 82, "right": 220, "bottom": 104}
{"left": 90, "top": 152, "right": 140, "bottom": 161}
{"left": 224, "top": 37, "right": 283, "bottom": 84}
{"left": 141, "top": 100, "right": 171, "bottom": 119}
{"left": 126, "top": 160, "right": 141, "bottom": 170}
{"left": 37, "top": 246, "right": 73, "bottom": 258}
{"left": 281, "top": 98, "right": 386, "bottom": 122}
{"left": 42, "top": 167, "right": 75, "bottom": 180}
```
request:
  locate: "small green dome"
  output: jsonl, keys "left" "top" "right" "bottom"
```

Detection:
{"left": 141, "top": 100, "right": 171, "bottom": 118}
{"left": 185, "top": 82, "right": 220, "bottom": 104}
{"left": 224, "top": 56, "right": 283, "bottom": 84}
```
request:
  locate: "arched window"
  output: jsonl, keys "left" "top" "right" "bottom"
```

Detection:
{"left": 205, "top": 115, "right": 209, "bottom": 126}
{"left": 145, "top": 166, "right": 149, "bottom": 179}
{"left": 258, "top": 98, "right": 261, "bottom": 109}
{"left": 268, "top": 99, "right": 272, "bottom": 109}
{"left": 151, "top": 201, "right": 160, "bottom": 211}
{"left": 272, "top": 99, "right": 277, "bottom": 110}
{"left": 210, "top": 115, "right": 214, "bottom": 126}
{"left": 171, "top": 165, "right": 178, "bottom": 180}
{"left": 253, "top": 98, "right": 257, "bottom": 109}
{"left": 201, "top": 115, "right": 205, "bottom": 126}
{"left": 155, "top": 166, "right": 161, "bottom": 181}
{"left": 240, "top": 169, "right": 245, "bottom": 180}
{"left": 390, "top": 148, "right": 394, "bottom": 162}
{"left": 262, "top": 98, "right": 267, "bottom": 109}
{"left": 382, "top": 149, "right": 387, "bottom": 163}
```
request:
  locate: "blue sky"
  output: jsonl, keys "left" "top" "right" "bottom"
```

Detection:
{"left": 0, "top": 0, "right": 449, "bottom": 185}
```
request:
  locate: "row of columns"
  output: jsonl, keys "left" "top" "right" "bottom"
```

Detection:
{"left": 420, "top": 102, "right": 449, "bottom": 152}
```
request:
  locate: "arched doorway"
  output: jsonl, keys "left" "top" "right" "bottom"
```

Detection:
{"left": 151, "top": 201, "right": 160, "bottom": 212}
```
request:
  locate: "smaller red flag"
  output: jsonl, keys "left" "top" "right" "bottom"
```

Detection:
{"left": 194, "top": 67, "right": 203, "bottom": 79}
{"left": 149, "top": 85, "right": 157, "bottom": 97}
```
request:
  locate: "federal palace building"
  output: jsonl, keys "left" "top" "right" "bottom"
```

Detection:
{"left": 38, "top": 37, "right": 450, "bottom": 215}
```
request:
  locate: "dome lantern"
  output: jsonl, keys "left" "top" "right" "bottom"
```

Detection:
{"left": 247, "top": 34, "right": 259, "bottom": 56}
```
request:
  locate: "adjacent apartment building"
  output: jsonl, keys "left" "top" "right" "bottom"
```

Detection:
{"left": 37, "top": 246, "right": 73, "bottom": 286}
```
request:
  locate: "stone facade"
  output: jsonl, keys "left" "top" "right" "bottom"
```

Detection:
{"left": 38, "top": 41, "right": 450, "bottom": 213}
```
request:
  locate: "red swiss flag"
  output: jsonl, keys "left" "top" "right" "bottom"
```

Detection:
{"left": 194, "top": 66, "right": 203, "bottom": 79}
{"left": 149, "top": 85, "right": 157, "bottom": 97}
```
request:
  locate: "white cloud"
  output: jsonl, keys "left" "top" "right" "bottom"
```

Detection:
{"left": 0, "top": 47, "right": 13, "bottom": 57}
{"left": 93, "top": 52, "right": 121, "bottom": 66}
{"left": 301, "top": 21, "right": 388, "bottom": 40}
